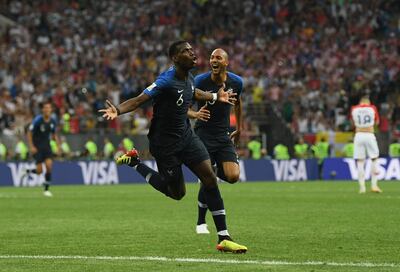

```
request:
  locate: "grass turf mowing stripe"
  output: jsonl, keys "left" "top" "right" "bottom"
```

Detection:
{"left": 0, "top": 255, "right": 399, "bottom": 268}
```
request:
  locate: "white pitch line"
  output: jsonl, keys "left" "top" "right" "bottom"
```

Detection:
{"left": 0, "top": 255, "right": 399, "bottom": 268}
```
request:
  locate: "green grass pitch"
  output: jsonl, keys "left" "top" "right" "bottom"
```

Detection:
{"left": 1, "top": 181, "right": 400, "bottom": 272}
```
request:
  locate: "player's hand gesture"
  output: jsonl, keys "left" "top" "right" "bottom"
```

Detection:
{"left": 217, "top": 84, "right": 237, "bottom": 105}
{"left": 99, "top": 100, "right": 118, "bottom": 120}
{"left": 195, "top": 105, "right": 210, "bottom": 122}
{"left": 230, "top": 130, "right": 241, "bottom": 146}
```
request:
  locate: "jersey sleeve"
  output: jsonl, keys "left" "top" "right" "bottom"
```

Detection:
{"left": 236, "top": 77, "right": 243, "bottom": 97}
{"left": 29, "top": 116, "right": 41, "bottom": 132}
{"left": 143, "top": 76, "right": 169, "bottom": 98}
{"left": 51, "top": 118, "right": 57, "bottom": 133}
{"left": 194, "top": 75, "right": 203, "bottom": 89}
{"left": 228, "top": 72, "right": 244, "bottom": 97}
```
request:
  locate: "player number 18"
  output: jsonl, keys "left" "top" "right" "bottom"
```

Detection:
{"left": 357, "top": 114, "right": 372, "bottom": 125}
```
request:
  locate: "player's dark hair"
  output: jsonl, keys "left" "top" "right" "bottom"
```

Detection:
{"left": 168, "top": 40, "right": 188, "bottom": 59}
{"left": 40, "top": 100, "right": 52, "bottom": 109}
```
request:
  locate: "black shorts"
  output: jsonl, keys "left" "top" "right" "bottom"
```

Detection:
{"left": 33, "top": 148, "right": 53, "bottom": 164}
{"left": 149, "top": 131, "right": 210, "bottom": 174}
{"left": 194, "top": 128, "right": 238, "bottom": 166}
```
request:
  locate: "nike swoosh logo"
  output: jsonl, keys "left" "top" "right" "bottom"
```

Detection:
{"left": 178, "top": 89, "right": 184, "bottom": 93}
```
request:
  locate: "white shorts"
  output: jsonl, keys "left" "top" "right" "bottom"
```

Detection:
{"left": 353, "top": 132, "right": 379, "bottom": 160}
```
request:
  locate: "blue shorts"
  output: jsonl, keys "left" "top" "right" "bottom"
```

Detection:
{"left": 33, "top": 147, "right": 52, "bottom": 164}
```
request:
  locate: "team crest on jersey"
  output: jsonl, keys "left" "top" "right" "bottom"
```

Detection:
{"left": 40, "top": 124, "right": 46, "bottom": 132}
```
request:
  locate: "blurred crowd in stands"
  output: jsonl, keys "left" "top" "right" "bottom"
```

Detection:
{"left": 0, "top": 0, "right": 399, "bottom": 158}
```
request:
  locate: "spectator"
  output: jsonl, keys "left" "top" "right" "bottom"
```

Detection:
{"left": 247, "top": 137, "right": 262, "bottom": 160}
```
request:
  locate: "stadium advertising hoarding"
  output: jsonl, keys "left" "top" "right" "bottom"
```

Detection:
{"left": 5, "top": 158, "right": 400, "bottom": 186}
{"left": 0, "top": 159, "right": 319, "bottom": 186}
{"left": 322, "top": 157, "right": 400, "bottom": 181}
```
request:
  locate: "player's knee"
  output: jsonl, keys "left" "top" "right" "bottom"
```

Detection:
{"left": 169, "top": 191, "right": 186, "bottom": 201}
{"left": 201, "top": 175, "right": 218, "bottom": 189}
{"left": 225, "top": 172, "right": 240, "bottom": 184}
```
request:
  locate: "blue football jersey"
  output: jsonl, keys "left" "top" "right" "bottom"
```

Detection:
{"left": 194, "top": 71, "right": 243, "bottom": 133}
{"left": 29, "top": 115, "right": 57, "bottom": 149}
{"left": 144, "top": 66, "right": 196, "bottom": 147}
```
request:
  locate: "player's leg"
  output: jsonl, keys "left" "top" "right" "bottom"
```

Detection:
{"left": 354, "top": 133, "right": 366, "bottom": 193}
{"left": 22, "top": 152, "right": 43, "bottom": 181}
{"left": 183, "top": 135, "right": 230, "bottom": 240}
{"left": 43, "top": 158, "right": 53, "bottom": 196}
{"left": 196, "top": 183, "right": 210, "bottom": 234}
{"left": 156, "top": 163, "right": 186, "bottom": 200}
{"left": 367, "top": 134, "right": 382, "bottom": 193}
{"left": 218, "top": 162, "right": 240, "bottom": 183}
{"left": 188, "top": 160, "right": 247, "bottom": 252}
{"left": 116, "top": 149, "right": 185, "bottom": 200}
{"left": 25, "top": 151, "right": 43, "bottom": 175}
{"left": 215, "top": 145, "right": 240, "bottom": 183}
{"left": 356, "top": 159, "right": 366, "bottom": 193}
{"left": 196, "top": 144, "right": 239, "bottom": 233}
{"left": 35, "top": 162, "right": 43, "bottom": 174}
{"left": 183, "top": 134, "right": 246, "bottom": 252}
{"left": 196, "top": 156, "right": 217, "bottom": 234}
{"left": 189, "top": 160, "right": 229, "bottom": 240}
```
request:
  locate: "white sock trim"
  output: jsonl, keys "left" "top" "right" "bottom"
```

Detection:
{"left": 145, "top": 173, "right": 152, "bottom": 183}
{"left": 198, "top": 201, "right": 208, "bottom": 208}
{"left": 217, "top": 230, "right": 230, "bottom": 236}
{"left": 211, "top": 209, "right": 226, "bottom": 216}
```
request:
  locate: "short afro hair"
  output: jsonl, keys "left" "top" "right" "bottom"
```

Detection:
{"left": 168, "top": 40, "right": 188, "bottom": 59}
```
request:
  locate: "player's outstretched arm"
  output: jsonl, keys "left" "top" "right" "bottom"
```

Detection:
{"left": 194, "top": 85, "right": 237, "bottom": 105}
{"left": 187, "top": 105, "right": 210, "bottom": 121}
{"left": 99, "top": 93, "right": 151, "bottom": 120}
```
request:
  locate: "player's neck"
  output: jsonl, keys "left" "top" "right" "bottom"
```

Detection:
{"left": 211, "top": 72, "right": 227, "bottom": 85}
{"left": 43, "top": 115, "right": 50, "bottom": 122}
{"left": 174, "top": 66, "right": 189, "bottom": 80}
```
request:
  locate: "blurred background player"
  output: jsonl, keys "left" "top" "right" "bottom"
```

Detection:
{"left": 351, "top": 96, "right": 382, "bottom": 193}
{"left": 100, "top": 41, "right": 247, "bottom": 253}
{"left": 294, "top": 136, "right": 309, "bottom": 159}
{"left": 26, "top": 101, "right": 60, "bottom": 197}
{"left": 15, "top": 135, "right": 28, "bottom": 161}
{"left": 247, "top": 137, "right": 262, "bottom": 160}
{"left": 388, "top": 139, "right": 400, "bottom": 158}
{"left": 311, "top": 136, "right": 330, "bottom": 179}
{"left": 103, "top": 137, "right": 116, "bottom": 160}
{"left": 0, "top": 141, "right": 8, "bottom": 161}
{"left": 188, "top": 48, "right": 243, "bottom": 235}
{"left": 274, "top": 142, "right": 290, "bottom": 160}
{"left": 342, "top": 139, "right": 354, "bottom": 158}
{"left": 84, "top": 136, "right": 98, "bottom": 160}
{"left": 60, "top": 136, "right": 72, "bottom": 159}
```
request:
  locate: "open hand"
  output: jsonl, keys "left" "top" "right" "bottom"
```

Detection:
{"left": 99, "top": 100, "right": 118, "bottom": 120}
{"left": 195, "top": 105, "right": 210, "bottom": 121}
{"left": 217, "top": 84, "right": 237, "bottom": 105}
